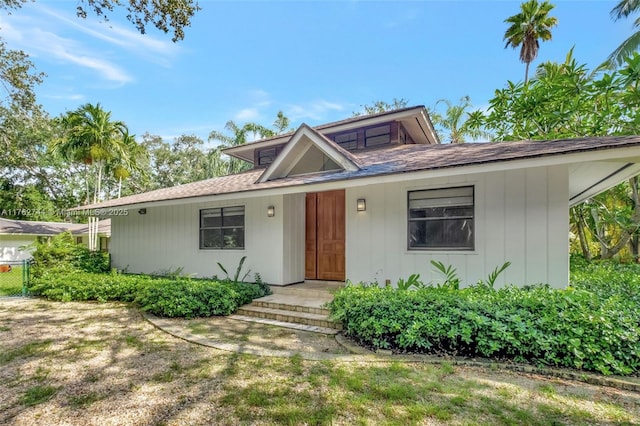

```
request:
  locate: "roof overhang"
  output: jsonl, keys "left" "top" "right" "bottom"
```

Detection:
{"left": 70, "top": 138, "right": 640, "bottom": 215}
{"left": 223, "top": 105, "right": 439, "bottom": 163}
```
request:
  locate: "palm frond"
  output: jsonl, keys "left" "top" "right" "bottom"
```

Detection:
{"left": 606, "top": 31, "right": 640, "bottom": 68}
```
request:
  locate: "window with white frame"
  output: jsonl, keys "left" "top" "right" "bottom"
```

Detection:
{"left": 200, "top": 206, "right": 245, "bottom": 249}
{"left": 408, "top": 186, "right": 474, "bottom": 250}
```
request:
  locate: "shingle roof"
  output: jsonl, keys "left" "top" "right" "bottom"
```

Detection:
{"left": 76, "top": 135, "right": 640, "bottom": 210}
{"left": 0, "top": 218, "right": 111, "bottom": 236}
{"left": 223, "top": 105, "right": 428, "bottom": 150}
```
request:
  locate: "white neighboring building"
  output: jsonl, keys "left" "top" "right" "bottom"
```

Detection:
{"left": 0, "top": 218, "right": 111, "bottom": 262}
{"left": 75, "top": 106, "right": 640, "bottom": 288}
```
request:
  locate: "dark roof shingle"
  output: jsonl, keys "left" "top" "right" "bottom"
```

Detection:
{"left": 77, "top": 136, "right": 640, "bottom": 210}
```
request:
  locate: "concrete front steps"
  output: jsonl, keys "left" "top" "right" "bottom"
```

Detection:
{"left": 229, "top": 282, "right": 343, "bottom": 335}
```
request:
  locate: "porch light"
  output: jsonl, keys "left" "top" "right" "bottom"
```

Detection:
{"left": 356, "top": 198, "right": 366, "bottom": 212}
{"left": 267, "top": 205, "right": 275, "bottom": 217}
{"left": 138, "top": 208, "right": 147, "bottom": 215}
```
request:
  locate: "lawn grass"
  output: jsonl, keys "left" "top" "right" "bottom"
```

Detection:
{"left": 0, "top": 265, "right": 25, "bottom": 296}
{"left": 0, "top": 299, "right": 638, "bottom": 425}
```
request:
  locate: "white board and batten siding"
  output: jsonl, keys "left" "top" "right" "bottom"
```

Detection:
{"left": 110, "top": 195, "right": 300, "bottom": 285}
{"left": 110, "top": 164, "right": 569, "bottom": 288}
{"left": 346, "top": 165, "right": 570, "bottom": 288}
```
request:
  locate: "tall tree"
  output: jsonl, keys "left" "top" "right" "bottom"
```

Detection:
{"left": 106, "top": 131, "right": 148, "bottom": 198}
{"left": 209, "top": 121, "right": 275, "bottom": 174}
{"left": 606, "top": 0, "right": 640, "bottom": 68}
{"left": 471, "top": 52, "right": 640, "bottom": 260}
{"left": 504, "top": 0, "right": 558, "bottom": 84}
{"left": 140, "top": 133, "right": 212, "bottom": 189}
{"left": 54, "top": 103, "right": 128, "bottom": 250}
{"left": 429, "top": 96, "right": 490, "bottom": 143}
{"left": 273, "top": 111, "right": 291, "bottom": 134}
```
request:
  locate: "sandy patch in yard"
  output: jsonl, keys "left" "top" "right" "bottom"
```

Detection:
{"left": 1, "top": 298, "right": 639, "bottom": 426}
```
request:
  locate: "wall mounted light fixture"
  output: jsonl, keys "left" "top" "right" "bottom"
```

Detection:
{"left": 356, "top": 198, "right": 366, "bottom": 212}
{"left": 267, "top": 205, "right": 275, "bottom": 217}
{"left": 138, "top": 208, "right": 147, "bottom": 215}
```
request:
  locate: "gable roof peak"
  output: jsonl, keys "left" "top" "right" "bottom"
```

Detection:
{"left": 257, "top": 122, "right": 361, "bottom": 183}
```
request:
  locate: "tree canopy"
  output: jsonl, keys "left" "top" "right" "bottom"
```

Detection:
{"left": 1, "top": 0, "right": 200, "bottom": 42}
{"left": 471, "top": 51, "right": 640, "bottom": 260}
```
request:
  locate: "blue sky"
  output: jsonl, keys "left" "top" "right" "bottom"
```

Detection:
{"left": 0, "top": 1, "right": 632, "bottom": 143}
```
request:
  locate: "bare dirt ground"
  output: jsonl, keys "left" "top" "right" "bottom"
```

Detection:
{"left": 1, "top": 298, "right": 639, "bottom": 425}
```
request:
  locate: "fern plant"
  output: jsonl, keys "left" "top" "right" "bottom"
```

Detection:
{"left": 217, "top": 256, "right": 251, "bottom": 284}
{"left": 431, "top": 260, "right": 460, "bottom": 290}
{"left": 486, "top": 262, "right": 512, "bottom": 288}
{"left": 396, "top": 273, "right": 423, "bottom": 290}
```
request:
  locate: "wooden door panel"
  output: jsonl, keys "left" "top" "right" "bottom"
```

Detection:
{"left": 316, "top": 190, "right": 345, "bottom": 281}
{"left": 305, "top": 193, "right": 317, "bottom": 279}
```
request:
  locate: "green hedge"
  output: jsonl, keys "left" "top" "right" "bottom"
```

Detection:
{"left": 30, "top": 271, "right": 142, "bottom": 302}
{"left": 30, "top": 231, "right": 110, "bottom": 276}
{"left": 30, "top": 271, "right": 271, "bottom": 319}
{"left": 330, "top": 273, "right": 640, "bottom": 376}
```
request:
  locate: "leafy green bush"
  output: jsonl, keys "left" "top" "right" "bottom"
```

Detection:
{"left": 29, "top": 269, "right": 270, "bottom": 319}
{"left": 29, "top": 232, "right": 110, "bottom": 276}
{"left": 330, "top": 270, "right": 640, "bottom": 376}
{"left": 570, "top": 259, "right": 640, "bottom": 305}
{"left": 223, "top": 280, "right": 271, "bottom": 305}
{"left": 30, "top": 270, "right": 145, "bottom": 302}
{"left": 134, "top": 279, "right": 239, "bottom": 318}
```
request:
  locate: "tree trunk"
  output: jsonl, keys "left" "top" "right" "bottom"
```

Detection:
{"left": 524, "top": 61, "right": 530, "bottom": 85}
{"left": 592, "top": 178, "right": 640, "bottom": 260}
{"left": 570, "top": 205, "right": 591, "bottom": 261}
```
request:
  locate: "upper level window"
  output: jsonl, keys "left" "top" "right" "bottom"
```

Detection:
{"left": 408, "top": 186, "right": 474, "bottom": 250}
{"left": 200, "top": 206, "right": 245, "bottom": 250}
{"left": 334, "top": 132, "right": 358, "bottom": 150}
{"left": 365, "top": 125, "right": 391, "bottom": 147}
{"left": 258, "top": 148, "right": 276, "bottom": 166}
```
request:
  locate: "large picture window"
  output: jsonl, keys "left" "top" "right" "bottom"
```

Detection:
{"left": 408, "top": 186, "right": 474, "bottom": 250}
{"left": 200, "top": 206, "right": 245, "bottom": 249}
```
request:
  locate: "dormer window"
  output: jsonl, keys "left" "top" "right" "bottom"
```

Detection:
{"left": 365, "top": 125, "right": 391, "bottom": 147}
{"left": 334, "top": 132, "right": 358, "bottom": 150}
{"left": 258, "top": 148, "right": 277, "bottom": 166}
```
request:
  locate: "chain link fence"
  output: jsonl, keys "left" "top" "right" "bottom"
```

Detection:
{"left": 0, "top": 260, "right": 32, "bottom": 297}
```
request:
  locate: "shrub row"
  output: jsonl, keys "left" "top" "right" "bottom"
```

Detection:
{"left": 30, "top": 271, "right": 271, "bottom": 319}
{"left": 30, "top": 231, "right": 110, "bottom": 276}
{"left": 329, "top": 281, "right": 640, "bottom": 376}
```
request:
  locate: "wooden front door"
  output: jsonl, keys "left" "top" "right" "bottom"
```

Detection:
{"left": 305, "top": 190, "right": 345, "bottom": 281}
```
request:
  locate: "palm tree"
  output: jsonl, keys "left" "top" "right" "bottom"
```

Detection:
{"left": 209, "top": 120, "right": 275, "bottom": 174}
{"left": 54, "top": 103, "right": 128, "bottom": 250}
{"left": 504, "top": 0, "right": 558, "bottom": 84}
{"left": 108, "top": 131, "right": 148, "bottom": 198}
{"left": 606, "top": 0, "right": 640, "bottom": 68}
{"left": 429, "top": 96, "right": 491, "bottom": 143}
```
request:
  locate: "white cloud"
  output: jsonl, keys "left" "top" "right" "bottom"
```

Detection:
{"left": 52, "top": 46, "right": 132, "bottom": 84}
{"left": 44, "top": 93, "right": 85, "bottom": 101}
{"left": 285, "top": 99, "right": 345, "bottom": 122}
{"left": 234, "top": 107, "right": 262, "bottom": 122}
{"left": 38, "top": 6, "right": 179, "bottom": 66}
{"left": 1, "top": 14, "right": 132, "bottom": 85}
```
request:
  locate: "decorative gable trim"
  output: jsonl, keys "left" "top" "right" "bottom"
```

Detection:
{"left": 257, "top": 124, "right": 361, "bottom": 183}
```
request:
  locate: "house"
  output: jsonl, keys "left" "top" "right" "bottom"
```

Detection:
{"left": 0, "top": 218, "right": 111, "bottom": 262}
{"left": 75, "top": 106, "right": 640, "bottom": 288}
